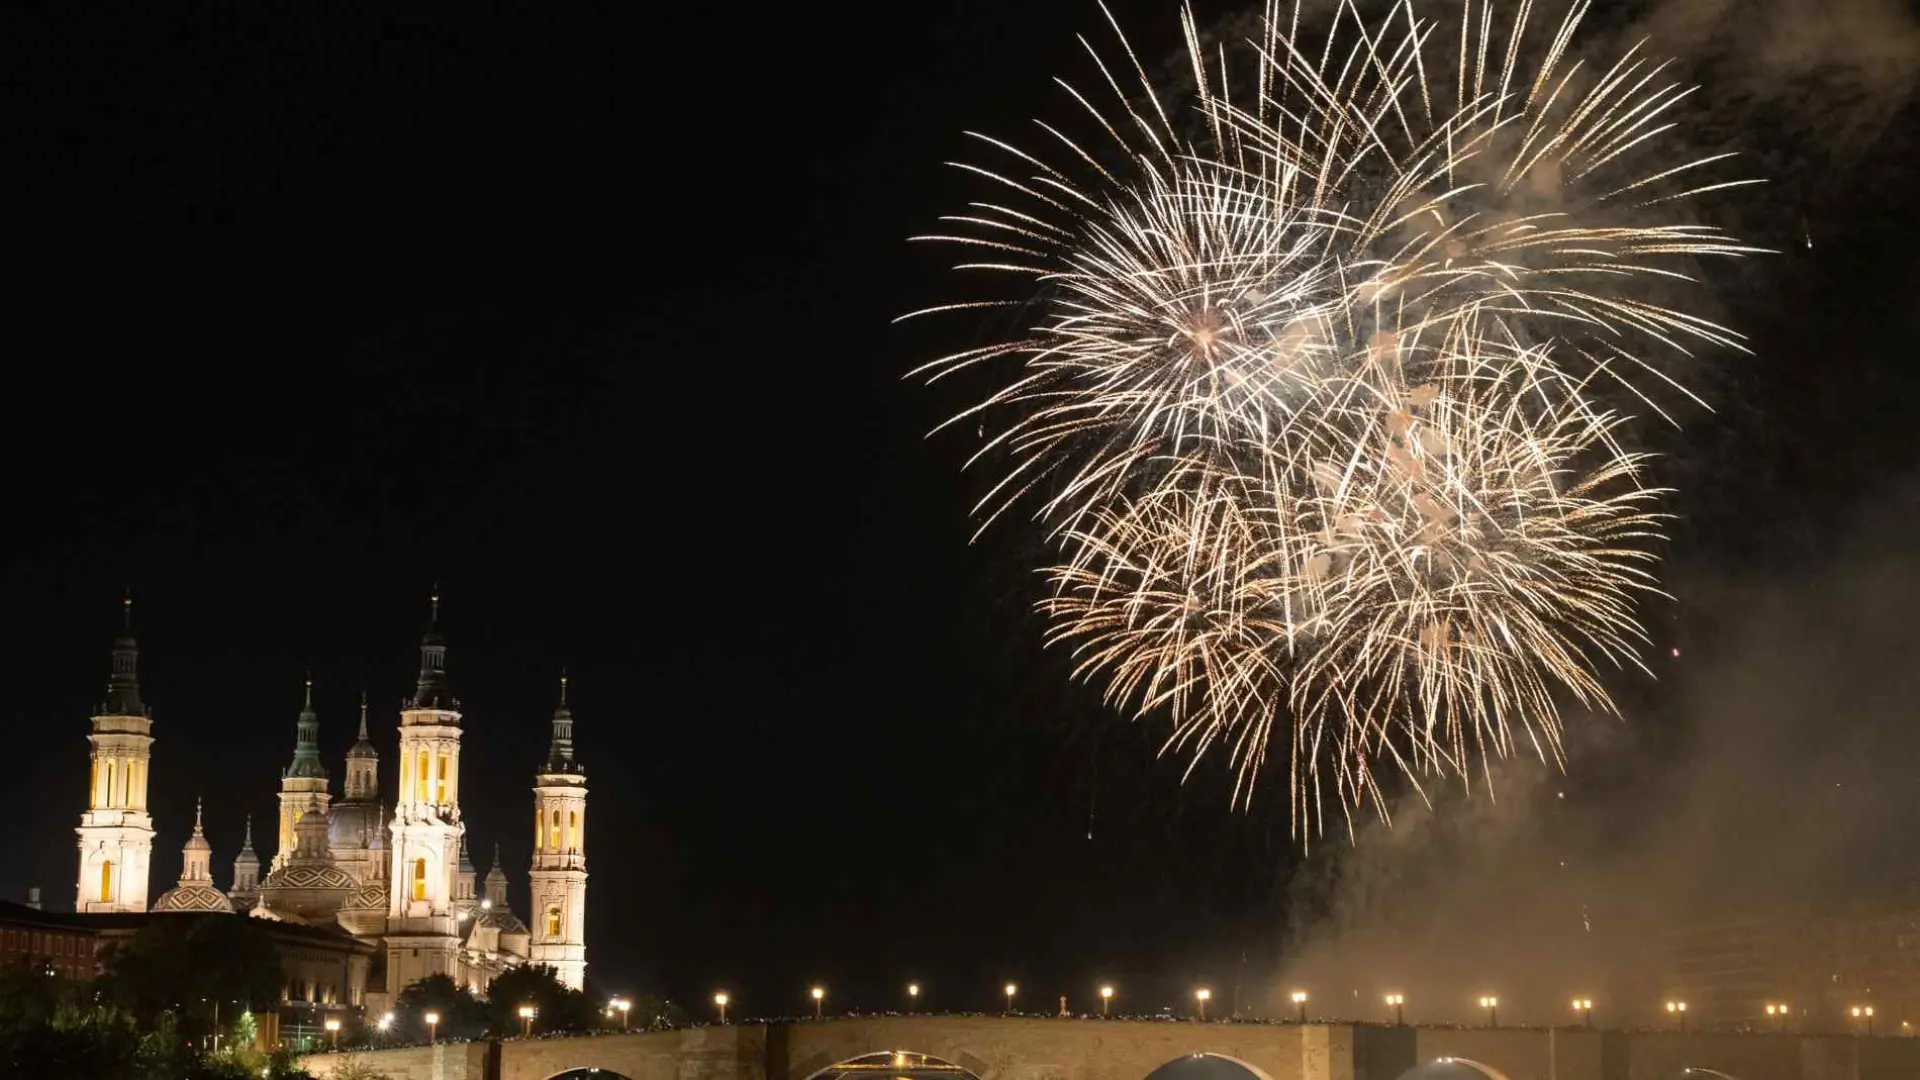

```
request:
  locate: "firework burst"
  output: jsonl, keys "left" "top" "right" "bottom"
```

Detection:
{"left": 906, "top": 0, "right": 1758, "bottom": 837}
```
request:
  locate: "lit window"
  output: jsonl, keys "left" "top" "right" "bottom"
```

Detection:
{"left": 99, "top": 861, "right": 113, "bottom": 903}
{"left": 549, "top": 810, "right": 560, "bottom": 851}
{"left": 436, "top": 754, "right": 448, "bottom": 803}
{"left": 89, "top": 760, "right": 99, "bottom": 808}
{"left": 568, "top": 811, "right": 578, "bottom": 851}
{"left": 545, "top": 906, "right": 561, "bottom": 937}
{"left": 413, "top": 858, "right": 427, "bottom": 902}
{"left": 534, "top": 807, "right": 543, "bottom": 851}
{"left": 416, "top": 752, "right": 429, "bottom": 803}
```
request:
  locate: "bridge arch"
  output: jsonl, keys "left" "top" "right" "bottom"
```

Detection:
{"left": 1392, "top": 1059, "right": 1514, "bottom": 1080}
{"left": 1141, "top": 1053, "right": 1277, "bottom": 1080}
{"left": 804, "top": 1050, "right": 986, "bottom": 1080}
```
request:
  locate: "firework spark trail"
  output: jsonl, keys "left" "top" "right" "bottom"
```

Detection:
{"left": 905, "top": 0, "right": 1757, "bottom": 839}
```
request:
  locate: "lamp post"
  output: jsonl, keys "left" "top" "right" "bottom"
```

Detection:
{"left": 1852, "top": 1005, "right": 1875, "bottom": 1037}
{"left": 1665, "top": 1001, "right": 1687, "bottom": 1033}
{"left": 1479, "top": 997, "right": 1499, "bottom": 1028}
{"left": 1291, "top": 991, "right": 1308, "bottom": 1024}
{"left": 1385, "top": 994, "right": 1405, "bottom": 1026}
{"left": 425, "top": 1011, "right": 440, "bottom": 1046}
{"left": 1572, "top": 999, "right": 1593, "bottom": 1029}
{"left": 811, "top": 986, "right": 825, "bottom": 1020}
{"left": 324, "top": 1017, "right": 340, "bottom": 1051}
{"left": 907, "top": 984, "right": 920, "bottom": 1014}
{"left": 1766, "top": 1003, "right": 1789, "bottom": 1033}
{"left": 519, "top": 1005, "right": 536, "bottom": 1038}
{"left": 1004, "top": 983, "right": 1018, "bottom": 1015}
{"left": 714, "top": 992, "right": 730, "bottom": 1024}
{"left": 1195, "top": 988, "right": 1211, "bottom": 1022}
{"left": 1100, "top": 986, "right": 1114, "bottom": 1018}
{"left": 377, "top": 1013, "right": 393, "bottom": 1045}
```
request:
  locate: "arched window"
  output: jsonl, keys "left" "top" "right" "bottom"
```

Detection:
{"left": 534, "top": 806, "right": 543, "bottom": 851}
{"left": 567, "top": 811, "right": 578, "bottom": 851}
{"left": 549, "top": 810, "right": 561, "bottom": 851}
{"left": 129, "top": 761, "right": 143, "bottom": 807}
{"left": 545, "top": 905, "right": 561, "bottom": 937}
{"left": 436, "top": 753, "right": 448, "bottom": 803}
{"left": 89, "top": 760, "right": 99, "bottom": 808}
{"left": 104, "top": 761, "right": 117, "bottom": 808}
{"left": 412, "top": 857, "right": 428, "bottom": 902}
{"left": 416, "top": 751, "right": 429, "bottom": 804}
{"left": 99, "top": 861, "right": 113, "bottom": 903}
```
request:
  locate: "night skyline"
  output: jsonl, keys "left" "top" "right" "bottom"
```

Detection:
{"left": 1, "top": 0, "right": 1917, "bottom": 1031}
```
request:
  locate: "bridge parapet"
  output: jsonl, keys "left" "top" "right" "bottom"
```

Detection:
{"left": 298, "top": 1014, "right": 1920, "bottom": 1080}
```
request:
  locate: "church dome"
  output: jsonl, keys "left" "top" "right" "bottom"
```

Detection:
{"left": 327, "top": 801, "right": 383, "bottom": 851}
{"left": 342, "top": 879, "right": 388, "bottom": 911}
{"left": 476, "top": 905, "right": 527, "bottom": 936}
{"left": 153, "top": 882, "right": 233, "bottom": 913}
{"left": 257, "top": 862, "right": 355, "bottom": 922}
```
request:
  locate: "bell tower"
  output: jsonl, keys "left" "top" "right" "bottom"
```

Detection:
{"left": 528, "top": 671, "right": 588, "bottom": 989}
{"left": 385, "top": 589, "right": 467, "bottom": 992}
{"left": 75, "top": 595, "right": 156, "bottom": 913}
{"left": 273, "top": 678, "right": 330, "bottom": 871}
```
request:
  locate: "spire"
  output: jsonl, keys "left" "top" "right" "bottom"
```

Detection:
{"left": 347, "top": 692, "right": 377, "bottom": 760}
{"left": 101, "top": 592, "right": 147, "bottom": 717}
{"left": 544, "top": 669, "right": 581, "bottom": 774}
{"left": 411, "top": 586, "right": 453, "bottom": 710}
{"left": 241, "top": 813, "right": 255, "bottom": 852}
{"left": 184, "top": 797, "right": 210, "bottom": 851}
{"left": 483, "top": 842, "right": 509, "bottom": 905}
{"left": 286, "top": 676, "right": 328, "bottom": 780}
{"left": 180, "top": 797, "right": 211, "bottom": 882}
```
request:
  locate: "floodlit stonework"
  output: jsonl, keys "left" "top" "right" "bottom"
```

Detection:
{"left": 72, "top": 592, "right": 590, "bottom": 1011}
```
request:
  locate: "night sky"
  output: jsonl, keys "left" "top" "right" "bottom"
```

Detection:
{"left": 0, "top": 0, "right": 1915, "bottom": 1024}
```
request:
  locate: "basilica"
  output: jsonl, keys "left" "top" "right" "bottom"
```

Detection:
{"left": 72, "top": 595, "right": 590, "bottom": 1012}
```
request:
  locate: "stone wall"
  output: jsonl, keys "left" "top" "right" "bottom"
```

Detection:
{"left": 501, "top": 1026, "right": 765, "bottom": 1080}
{"left": 299, "top": 1017, "right": 1920, "bottom": 1080}
{"left": 301, "top": 1041, "right": 490, "bottom": 1080}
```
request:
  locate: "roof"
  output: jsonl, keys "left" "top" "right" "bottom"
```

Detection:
{"left": 0, "top": 901, "right": 375, "bottom": 956}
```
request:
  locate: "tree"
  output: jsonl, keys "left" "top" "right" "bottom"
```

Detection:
{"left": 98, "top": 915, "right": 284, "bottom": 1044}
{"left": 484, "top": 964, "right": 599, "bottom": 1035}
{"left": 393, "top": 974, "right": 488, "bottom": 1043}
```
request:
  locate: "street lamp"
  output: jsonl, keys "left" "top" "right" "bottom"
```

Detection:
{"left": 1385, "top": 994, "right": 1405, "bottom": 1026}
{"left": 518, "top": 1005, "right": 536, "bottom": 1038}
{"left": 1195, "top": 988, "right": 1212, "bottom": 1022}
{"left": 714, "top": 992, "right": 729, "bottom": 1024}
{"left": 424, "top": 1011, "right": 440, "bottom": 1046}
{"left": 811, "top": 986, "right": 825, "bottom": 1020}
{"left": 1004, "top": 983, "right": 1018, "bottom": 1015}
{"left": 324, "top": 1017, "right": 341, "bottom": 1051}
{"left": 612, "top": 997, "right": 631, "bottom": 1030}
{"left": 1852, "top": 1005, "right": 1875, "bottom": 1037}
{"left": 1766, "top": 1003, "right": 1789, "bottom": 1033}
{"left": 1479, "top": 996, "right": 1499, "bottom": 1028}
{"left": 377, "top": 1012, "right": 393, "bottom": 1045}
{"left": 1099, "top": 985, "right": 1114, "bottom": 1018}
{"left": 907, "top": 983, "right": 920, "bottom": 1014}
{"left": 1665, "top": 1001, "right": 1687, "bottom": 1032}
{"left": 1291, "top": 991, "right": 1308, "bottom": 1024}
{"left": 1572, "top": 999, "right": 1594, "bottom": 1029}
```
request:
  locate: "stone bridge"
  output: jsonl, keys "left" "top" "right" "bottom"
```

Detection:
{"left": 299, "top": 1015, "right": 1920, "bottom": 1080}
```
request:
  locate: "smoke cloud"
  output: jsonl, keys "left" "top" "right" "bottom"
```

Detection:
{"left": 1270, "top": 474, "right": 1920, "bottom": 1028}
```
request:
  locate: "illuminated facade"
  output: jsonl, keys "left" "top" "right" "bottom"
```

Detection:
{"left": 74, "top": 598, "right": 155, "bottom": 914}
{"left": 72, "top": 594, "right": 589, "bottom": 1010}
{"left": 528, "top": 675, "right": 589, "bottom": 989}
